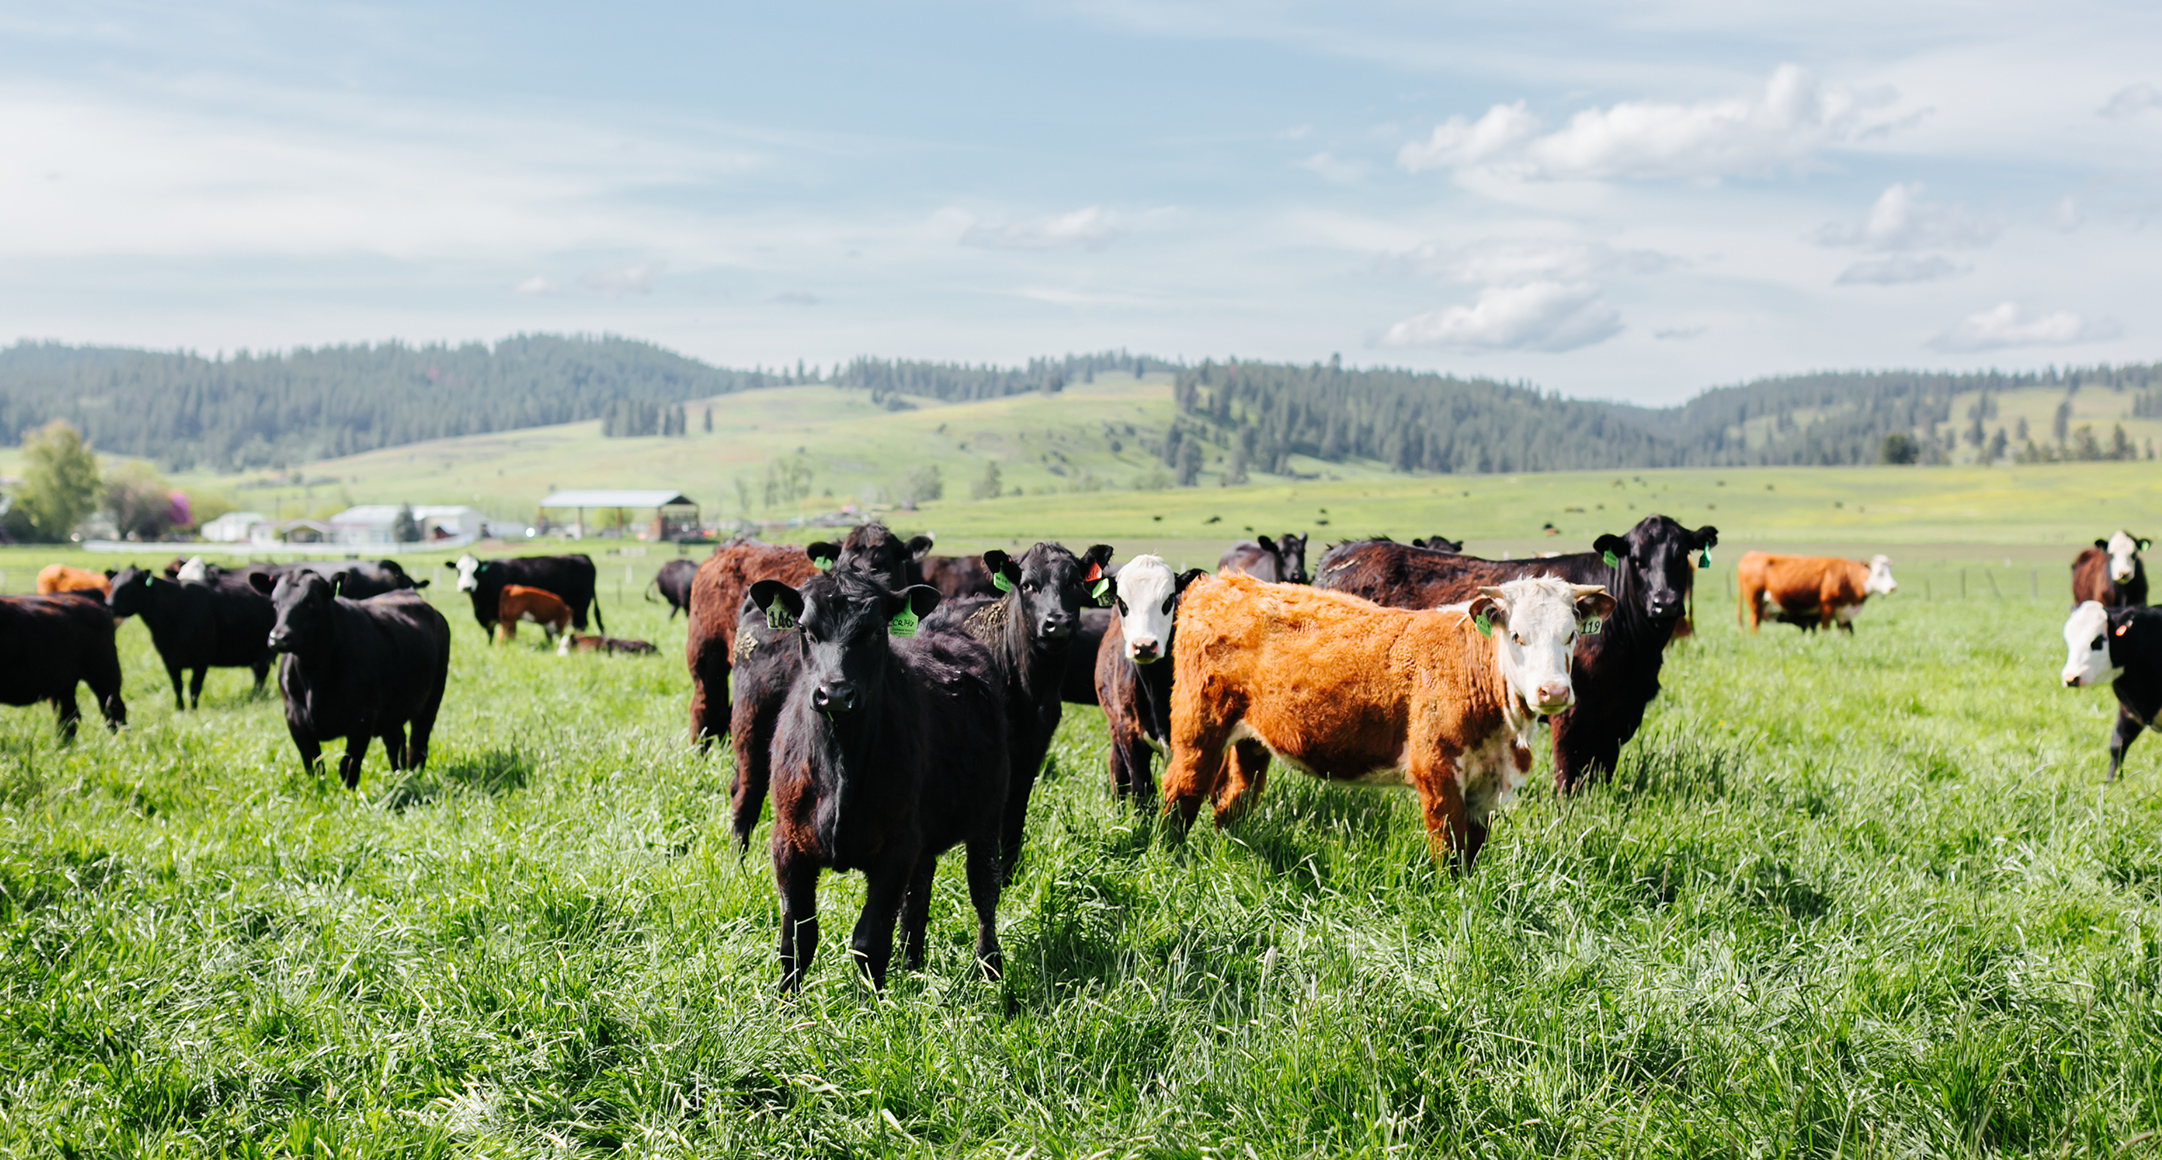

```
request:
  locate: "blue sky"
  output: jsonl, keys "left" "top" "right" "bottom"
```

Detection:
{"left": 3, "top": 0, "right": 2159, "bottom": 403}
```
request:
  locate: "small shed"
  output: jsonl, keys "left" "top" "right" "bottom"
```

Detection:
{"left": 537, "top": 490, "right": 701, "bottom": 541}
{"left": 277, "top": 518, "right": 335, "bottom": 544}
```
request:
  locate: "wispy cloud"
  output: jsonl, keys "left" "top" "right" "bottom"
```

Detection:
{"left": 1930, "top": 302, "right": 2117, "bottom": 352}
{"left": 1294, "top": 151, "right": 1365, "bottom": 183}
{"left": 512, "top": 275, "right": 557, "bottom": 295}
{"left": 959, "top": 206, "right": 1126, "bottom": 251}
{"left": 580, "top": 262, "right": 664, "bottom": 296}
{"left": 1380, "top": 281, "right": 1621, "bottom": 353}
{"left": 1835, "top": 254, "right": 1967, "bottom": 285}
{"left": 1380, "top": 237, "right": 1673, "bottom": 284}
{"left": 1814, "top": 183, "right": 1998, "bottom": 251}
{"left": 2101, "top": 83, "right": 2162, "bottom": 119}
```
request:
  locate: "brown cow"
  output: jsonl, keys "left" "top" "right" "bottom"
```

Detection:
{"left": 37, "top": 565, "right": 111, "bottom": 596}
{"left": 1737, "top": 551, "right": 1898, "bottom": 633}
{"left": 685, "top": 540, "right": 822, "bottom": 749}
{"left": 2072, "top": 531, "right": 2150, "bottom": 608}
{"left": 1163, "top": 572, "right": 1610, "bottom": 868}
{"left": 494, "top": 585, "right": 571, "bottom": 644}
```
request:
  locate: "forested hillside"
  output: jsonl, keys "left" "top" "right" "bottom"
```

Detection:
{"left": 0, "top": 336, "right": 775, "bottom": 470}
{"left": 833, "top": 351, "right": 1180, "bottom": 404}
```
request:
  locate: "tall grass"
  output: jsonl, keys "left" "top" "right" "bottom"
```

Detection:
{"left": 0, "top": 580, "right": 2157, "bottom": 1155}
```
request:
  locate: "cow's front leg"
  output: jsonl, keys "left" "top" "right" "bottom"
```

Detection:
{"left": 338, "top": 733, "right": 371, "bottom": 790}
{"left": 1409, "top": 748, "right": 1473, "bottom": 870}
{"left": 2109, "top": 706, "right": 2146, "bottom": 782}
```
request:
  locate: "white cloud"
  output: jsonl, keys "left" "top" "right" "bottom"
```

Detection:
{"left": 959, "top": 206, "right": 1126, "bottom": 251}
{"left": 1378, "top": 236, "right": 1673, "bottom": 285}
{"left": 1653, "top": 325, "right": 1706, "bottom": 341}
{"left": 1399, "top": 66, "right": 1902, "bottom": 182}
{"left": 2101, "top": 84, "right": 2162, "bottom": 119}
{"left": 1380, "top": 281, "right": 1621, "bottom": 352}
{"left": 511, "top": 275, "right": 557, "bottom": 295}
{"left": 580, "top": 262, "right": 664, "bottom": 296}
{"left": 1813, "top": 183, "right": 1999, "bottom": 251}
{"left": 2055, "top": 195, "right": 2084, "bottom": 231}
{"left": 1929, "top": 302, "right": 2118, "bottom": 351}
{"left": 1294, "top": 151, "right": 1365, "bottom": 183}
{"left": 1835, "top": 254, "right": 1967, "bottom": 285}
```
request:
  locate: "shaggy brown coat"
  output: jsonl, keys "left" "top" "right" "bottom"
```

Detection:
{"left": 494, "top": 585, "right": 572, "bottom": 644}
{"left": 685, "top": 541, "right": 819, "bottom": 746}
{"left": 37, "top": 565, "right": 111, "bottom": 596}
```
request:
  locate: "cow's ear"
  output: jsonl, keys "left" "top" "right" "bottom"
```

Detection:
{"left": 328, "top": 571, "right": 351, "bottom": 598}
{"left": 102, "top": 569, "right": 116, "bottom": 580}
{"left": 2097, "top": 538, "right": 2111, "bottom": 549}
{"left": 1570, "top": 583, "right": 1616, "bottom": 622}
{"left": 247, "top": 571, "right": 276, "bottom": 595}
{"left": 1082, "top": 544, "right": 1115, "bottom": 571}
{"left": 749, "top": 579, "right": 804, "bottom": 627}
{"left": 413, "top": 578, "right": 430, "bottom": 589}
{"left": 982, "top": 549, "right": 1010, "bottom": 573}
{"left": 1256, "top": 535, "right": 1276, "bottom": 553}
{"left": 805, "top": 542, "right": 840, "bottom": 571}
{"left": 889, "top": 584, "right": 941, "bottom": 619}
{"left": 1592, "top": 533, "right": 1627, "bottom": 561}
{"left": 1467, "top": 587, "right": 1506, "bottom": 636}
{"left": 1176, "top": 568, "right": 1209, "bottom": 594}
{"left": 1692, "top": 525, "right": 1719, "bottom": 549}
{"left": 906, "top": 535, "right": 935, "bottom": 560}
{"left": 2143, "top": 538, "right": 2154, "bottom": 551}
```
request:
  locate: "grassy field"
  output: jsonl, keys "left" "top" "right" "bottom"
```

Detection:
{"left": 2, "top": 544, "right": 2161, "bottom": 1155}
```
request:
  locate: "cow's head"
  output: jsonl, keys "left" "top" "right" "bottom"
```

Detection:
{"left": 824, "top": 523, "right": 936, "bottom": 590}
{"left": 252, "top": 569, "right": 344, "bottom": 654}
{"left": 1865, "top": 555, "right": 1898, "bottom": 596}
{"left": 1466, "top": 576, "right": 1614, "bottom": 716}
{"left": 1592, "top": 515, "right": 1717, "bottom": 623}
{"left": 1415, "top": 536, "right": 1464, "bottom": 553}
{"left": 2063, "top": 600, "right": 2125, "bottom": 688}
{"left": 1275, "top": 532, "right": 1310, "bottom": 584}
{"left": 106, "top": 565, "right": 159, "bottom": 618}
{"left": 2103, "top": 532, "right": 2150, "bottom": 584}
{"left": 751, "top": 571, "right": 940, "bottom": 717}
{"left": 450, "top": 554, "right": 485, "bottom": 592}
{"left": 1109, "top": 554, "right": 1207, "bottom": 664}
{"left": 983, "top": 542, "right": 1115, "bottom": 647}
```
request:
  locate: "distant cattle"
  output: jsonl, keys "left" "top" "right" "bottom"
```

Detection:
{"left": 749, "top": 571, "right": 1008, "bottom": 992}
{"left": 243, "top": 560, "right": 425, "bottom": 601}
{"left": 174, "top": 556, "right": 212, "bottom": 582}
{"left": 1218, "top": 533, "right": 1311, "bottom": 584}
{"left": 448, "top": 554, "right": 600, "bottom": 635}
{"left": 1094, "top": 555, "right": 1207, "bottom": 804}
{"left": 722, "top": 524, "right": 924, "bottom": 848}
{"left": 36, "top": 565, "right": 111, "bottom": 597}
{"left": 919, "top": 554, "right": 1000, "bottom": 601}
{"left": 1314, "top": 515, "right": 1715, "bottom": 791}
{"left": 2073, "top": 532, "right": 2150, "bottom": 608}
{"left": 106, "top": 564, "right": 274, "bottom": 710}
{"left": 251, "top": 570, "right": 451, "bottom": 789}
{"left": 556, "top": 633, "right": 657, "bottom": 656}
{"left": 1738, "top": 552, "right": 1898, "bottom": 633}
{"left": 925, "top": 542, "right": 1116, "bottom": 873}
{"left": 2062, "top": 600, "right": 2162, "bottom": 781}
{"left": 0, "top": 595, "right": 127, "bottom": 738}
{"left": 494, "top": 585, "right": 571, "bottom": 645}
{"left": 648, "top": 558, "right": 699, "bottom": 619}
{"left": 1164, "top": 573, "right": 1609, "bottom": 867}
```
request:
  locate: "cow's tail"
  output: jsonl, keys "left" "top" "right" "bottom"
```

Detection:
{"left": 590, "top": 592, "right": 606, "bottom": 634}
{"left": 644, "top": 576, "right": 662, "bottom": 604}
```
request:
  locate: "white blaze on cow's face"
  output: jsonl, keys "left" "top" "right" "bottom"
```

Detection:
{"left": 1865, "top": 555, "right": 1898, "bottom": 596}
{"left": 175, "top": 556, "right": 209, "bottom": 582}
{"left": 2062, "top": 601, "right": 2121, "bottom": 688}
{"left": 454, "top": 554, "right": 482, "bottom": 593}
{"left": 1112, "top": 554, "right": 1178, "bottom": 664}
{"left": 1474, "top": 576, "right": 1611, "bottom": 716}
{"left": 2108, "top": 532, "right": 2143, "bottom": 583}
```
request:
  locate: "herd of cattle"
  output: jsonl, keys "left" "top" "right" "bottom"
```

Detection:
{"left": 0, "top": 517, "right": 2152, "bottom": 989}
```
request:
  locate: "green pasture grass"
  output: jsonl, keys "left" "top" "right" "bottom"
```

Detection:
{"left": 1, "top": 550, "right": 2160, "bottom": 1154}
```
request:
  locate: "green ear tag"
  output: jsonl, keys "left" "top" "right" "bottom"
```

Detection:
{"left": 1090, "top": 577, "right": 1112, "bottom": 606}
{"left": 813, "top": 556, "right": 834, "bottom": 572}
{"left": 1602, "top": 549, "right": 1620, "bottom": 569}
{"left": 1473, "top": 611, "right": 1494, "bottom": 638}
{"left": 1698, "top": 549, "right": 1711, "bottom": 568}
{"left": 1581, "top": 616, "right": 1603, "bottom": 636}
{"left": 992, "top": 572, "right": 1013, "bottom": 593}
{"left": 889, "top": 609, "right": 918, "bottom": 637}
{"left": 765, "top": 604, "right": 796, "bottom": 631}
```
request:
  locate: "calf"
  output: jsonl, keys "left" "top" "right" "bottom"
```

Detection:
{"left": 1738, "top": 552, "right": 1897, "bottom": 633}
{"left": 919, "top": 554, "right": 1000, "bottom": 601}
{"left": 106, "top": 564, "right": 274, "bottom": 709}
{"left": 1314, "top": 515, "right": 1715, "bottom": 791}
{"left": 1094, "top": 555, "right": 1208, "bottom": 804}
{"left": 722, "top": 524, "right": 926, "bottom": 847}
{"left": 1165, "top": 574, "right": 1609, "bottom": 867}
{"left": 1218, "top": 533, "right": 1311, "bottom": 584}
{"left": 556, "top": 633, "right": 658, "bottom": 656}
{"left": 251, "top": 570, "right": 451, "bottom": 789}
{"left": 2073, "top": 532, "right": 2150, "bottom": 608}
{"left": 749, "top": 572, "right": 1008, "bottom": 992}
{"left": 448, "top": 553, "right": 600, "bottom": 635}
{"left": 36, "top": 565, "right": 111, "bottom": 596}
{"left": 924, "top": 542, "right": 1116, "bottom": 873}
{"left": 495, "top": 584, "right": 571, "bottom": 644}
{"left": 0, "top": 595, "right": 127, "bottom": 738}
{"left": 2063, "top": 600, "right": 2162, "bottom": 780}
{"left": 648, "top": 558, "right": 699, "bottom": 619}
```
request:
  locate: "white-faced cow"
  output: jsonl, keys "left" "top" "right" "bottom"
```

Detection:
{"left": 447, "top": 554, "right": 601, "bottom": 636}
{"left": 2062, "top": 600, "right": 2162, "bottom": 781}
{"left": 2073, "top": 532, "right": 2150, "bottom": 608}
{"left": 1737, "top": 552, "right": 1897, "bottom": 633}
{"left": 1093, "top": 554, "right": 1208, "bottom": 804}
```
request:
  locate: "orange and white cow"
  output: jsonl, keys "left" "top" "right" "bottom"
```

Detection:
{"left": 1737, "top": 552, "right": 1897, "bottom": 633}
{"left": 36, "top": 564, "right": 111, "bottom": 597}
{"left": 495, "top": 584, "right": 571, "bottom": 645}
{"left": 1162, "top": 572, "right": 1610, "bottom": 868}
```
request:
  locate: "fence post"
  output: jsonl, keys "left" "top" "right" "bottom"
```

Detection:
{"left": 1960, "top": 568, "right": 1967, "bottom": 600}
{"left": 1985, "top": 569, "right": 2002, "bottom": 601}
{"left": 2032, "top": 568, "right": 2039, "bottom": 600}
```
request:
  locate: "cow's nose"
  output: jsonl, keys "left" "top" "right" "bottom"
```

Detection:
{"left": 1040, "top": 614, "right": 1075, "bottom": 639}
{"left": 2064, "top": 675, "right": 2082, "bottom": 688}
{"left": 812, "top": 684, "right": 857, "bottom": 714}
{"left": 1131, "top": 638, "right": 1160, "bottom": 661}
{"left": 266, "top": 632, "right": 288, "bottom": 650}
{"left": 1535, "top": 682, "right": 1573, "bottom": 711}
{"left": 1647, "top": 592, "right": 1681, "bottom": 617}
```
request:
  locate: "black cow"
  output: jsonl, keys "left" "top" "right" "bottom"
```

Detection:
{"left": 240, "top": 560, "right": 426, "bottom": 600}
{"left": 0, "top": 595, "right": 127, "bottom": 738}
{"left": 919, "top": 554, "right": 1000, "bottom": 601}
{"left": 750, "top": 571, "right": 1008, "bottom": 992}
{"left": 106, "top": 565, "right": 274, "bottom": 710}
{"left": 1412, "top": 535, "right": 1464, "bottom": 553}
{"left": 648, "top": 558, "right": 698, "bottom": 619}
{"left": 1059, "top": 607, "right": 1113, "bottom": 706}
{"left": 251, "top": 571, "right": 452, "bottom": 789}
{"left": 2063, "top": 601, "right": 2162, "bottom": 780}
{"left": 447, "top": 553, "right": 602, "bottom": 634}
{"left": 1218, "top": 533, "right": 1310, "bottom": 584}
{"left": 725, "top": 524, "right": 926, "bottom": 849}
{"left": 924, "top": 542, "right": 1115, "bottom": 873}
{"left": 1314, "top": 515, "right": 1717, "bottom": 791}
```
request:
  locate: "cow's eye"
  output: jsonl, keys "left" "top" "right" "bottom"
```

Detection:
{"left": 1511, "top": 632, "right": 1525, "bottom": 646}
{"left": 1161, "top": 595, "right": 1176, "bottom": 615}
{"left": 2093, "top": 636, "right": 2106, "bottom": 651}
{"left": 1115, "top": 598, "right": 1128, "bottom": 615}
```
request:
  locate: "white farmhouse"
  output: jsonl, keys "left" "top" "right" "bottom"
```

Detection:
{"left": 199, "top": 511, "right": 269, "bottom": 543}
{"left": 325, "top": 505, "right": 484, "bottom": 547}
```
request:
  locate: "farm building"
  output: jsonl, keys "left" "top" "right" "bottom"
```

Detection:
{"left": 325, "top": 505, "right": 484, "bottom": 546}
{"left": 199, "top": 511, "right": 269, "bottom": 543}
{"left": 537, "top": 490, "right": 700, "bottom": 540}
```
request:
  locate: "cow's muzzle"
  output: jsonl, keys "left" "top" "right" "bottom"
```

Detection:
{"left": 1647, "top": 591, "right": 1683, "bottom": 619}
{"left": 812, "top": 684, "right": 858, "bottom": 714}
{"left": 1534, "top": 682, "right": 1574, "bottom": 714}
{"left": 1129, "top": 638, "right": 1160, "bottom": 663}
{"left": 266, "top": 632, "right": 292, "bottom": 652}
{"left": 1039, "top": 615, "right": 1075, "bottom": 640}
